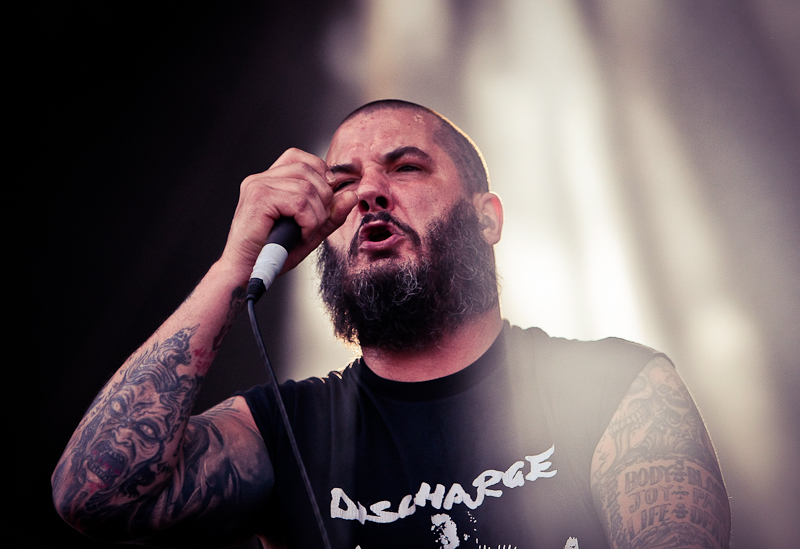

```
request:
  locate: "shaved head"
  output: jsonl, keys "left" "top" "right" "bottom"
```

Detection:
{"left": 340, "top": 100, "right": 490, "bottom": 195}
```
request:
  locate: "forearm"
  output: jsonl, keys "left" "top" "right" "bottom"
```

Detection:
{"left": 52, "top": 259, "right": 248, "bottom": 534}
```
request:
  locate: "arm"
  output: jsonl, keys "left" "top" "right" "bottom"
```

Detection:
{"left": 52, "top": 148, "right": 358, "bottom": 544}
{"left": 52, "top": 394, "right": 272, "bottom": 546}
{"left": 591, "top": 356, "right": 731, "bottom": 549}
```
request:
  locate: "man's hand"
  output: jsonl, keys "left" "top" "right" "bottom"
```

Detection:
{"left": 220, "top": 148, "right": 358, "bottom": 282}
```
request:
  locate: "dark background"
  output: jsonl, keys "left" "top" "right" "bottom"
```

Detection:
{"left": 33, "top": 3, "right": 355, "bottom": 547}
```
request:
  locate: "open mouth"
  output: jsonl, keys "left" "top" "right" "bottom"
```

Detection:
{"left": 349, "top": 214, "right": 420, "bottom": 256}
{"left": 359, "top": 222, "right": 399, "bottom": 245}
{"left": 367, "top": 227, "right": 393, "bottom": 242}
{"left": 87, "top": 440, "right": 128, "bottom": 485}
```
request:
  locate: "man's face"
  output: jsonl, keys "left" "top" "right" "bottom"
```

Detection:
{"left": 320, "top": 107, "right": 499, "bottom": 351}
{"left": 325, "top": 108, "right": 467, "bottom": 271}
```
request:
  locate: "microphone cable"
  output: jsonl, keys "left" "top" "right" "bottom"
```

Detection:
{"left": 245, "top": 217, "right": 333, "bottom": 549}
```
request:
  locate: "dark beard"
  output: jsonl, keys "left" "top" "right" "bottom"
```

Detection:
{"left": 317, "top": 198, "right": 499, "bottom": 352}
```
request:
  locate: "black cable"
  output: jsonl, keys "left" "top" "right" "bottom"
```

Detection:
{"left": 247, "top": 297, "right": 333, "bottom": 549}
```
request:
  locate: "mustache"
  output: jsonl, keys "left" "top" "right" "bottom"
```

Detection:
{"left": 348, "top": 211, "right": 422, "bottom": 257}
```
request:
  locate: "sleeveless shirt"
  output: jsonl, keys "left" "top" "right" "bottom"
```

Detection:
{"left": 241, "top": 322, "right": 660, "bottom": 548}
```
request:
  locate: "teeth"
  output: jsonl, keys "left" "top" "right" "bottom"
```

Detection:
{"left": 88, "top": 442, "right": 127, "bottom": 484}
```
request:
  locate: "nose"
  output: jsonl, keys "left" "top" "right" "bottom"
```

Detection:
{"left": 114, "top": 427, "right": 134, "bottom": 446}
{"left": 357, "top": 170, "right": 392, "bottom": 213}
{"left": 112, "top": 419, "right": 135, "bottom": 446}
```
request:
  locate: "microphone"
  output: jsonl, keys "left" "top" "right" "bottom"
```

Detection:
{"left": 244, "top": 218, "right": 334, "bottom": 548}
{"left": 246, "top": 217, "right": 301, "bottom": 302}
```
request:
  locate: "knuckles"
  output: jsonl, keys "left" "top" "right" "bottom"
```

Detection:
{"left": 225, "top": 149, "right": 341, "bottom": 271}
{"left": 239, "top": 161, "right": 331, "bottom": 202}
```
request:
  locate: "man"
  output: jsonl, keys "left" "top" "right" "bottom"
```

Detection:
{"left": 53, "top": 100, "right": 730, "bottom": 548}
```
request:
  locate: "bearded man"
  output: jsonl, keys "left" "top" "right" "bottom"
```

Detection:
{"left": 53, "top": 100, "right": 730, "bottom": 549}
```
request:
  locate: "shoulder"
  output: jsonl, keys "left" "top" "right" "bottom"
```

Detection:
{"left": 590, "top": 356, "right": 730, "bottom": 548}
{"left": 503, "top": 323, "right": 668, "bottom": 452}
{"left": 505, "top": 323, "right": 659, "bottom": 367}
{"left": 238, "top": 363, "right": 361, "bottom": 442}
{"left": 503, "top": 323, "right": 663, "bottom": 398}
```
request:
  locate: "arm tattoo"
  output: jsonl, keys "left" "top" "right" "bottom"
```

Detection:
{"left": 213, "top": 285, "right": 246, "bottom": 351}
{"left": 591, "top": 358, "right": 731, "bottom": 549}
{"left": 53, "top": 287, "right": 271, "bottom": 542}
{"left": 155, "top": 401, "right": 271, "bottom": 535}
{"left": 53, "top": 326, "right": 203, "bottom": 532}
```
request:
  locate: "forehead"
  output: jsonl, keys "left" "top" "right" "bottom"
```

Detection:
{"left": 327, "top": 108, "right": 443, "bottom": 163}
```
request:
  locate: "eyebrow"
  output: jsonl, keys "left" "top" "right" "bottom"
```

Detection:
{"left": 329, "top": 146, "right": 433, "bottom": 175}
{"left": 384, "top": 146, "right": 432, "bottom": 164}
{"left": 329, "top": 163, "right": 357, "bottom": 176}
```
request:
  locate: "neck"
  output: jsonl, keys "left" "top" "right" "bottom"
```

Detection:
{"left": 360, "top": 307, "right": 503, "bottom": 382}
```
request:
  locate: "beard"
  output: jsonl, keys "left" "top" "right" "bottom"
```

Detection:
{"left": 317, "top": 198, "right": 499, "bottom": 352}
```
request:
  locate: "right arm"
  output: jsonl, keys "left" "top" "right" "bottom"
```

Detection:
{"left": 51, "top": 394, "right": 272, "bottom": 546}
{"left": 51, "top": 148, "right": 357, "bottom": 544}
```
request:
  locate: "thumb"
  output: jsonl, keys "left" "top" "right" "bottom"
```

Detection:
{"left": 327, "top": 190, "right": 359, "bottom": 230}
{"left": 278, "top": 190, "right": 358, "bottom": 274}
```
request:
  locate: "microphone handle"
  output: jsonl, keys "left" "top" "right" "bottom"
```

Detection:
{"left": 246, "top": 217, "right": 301, "bottom": 302}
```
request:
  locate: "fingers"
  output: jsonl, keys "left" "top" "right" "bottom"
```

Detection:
{"left": 241, "top": 169, "right": 326, "bottom": 235}
{"left": 270, "top": 147, "right": 332, "bottom": 179}
{"left": 249, "top": 148, "right": 334, "bottom": 228}
{"left": 278, "top": 188, "right": 359, "bottom": 274}
{"left": 221, "top": 148, "right": 356, "bottom": 279}
{"left": 267, "top": 149, "right": 359, "bottom": 240}
{"left": 268, "top": 149, "right": 335, "bottom": 221}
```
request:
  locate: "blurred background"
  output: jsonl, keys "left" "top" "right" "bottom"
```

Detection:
{"left": 33, "top": 1, "right": 798, "bottom": 547}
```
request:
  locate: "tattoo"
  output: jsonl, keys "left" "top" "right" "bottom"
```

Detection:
{"left": 592, "top": 358, "right": 730, "bottom": 549}
{"left": 53, "top": 286, "right": 271, "bottom": 542}
{"left": 54, "top": 326, "right": 203, "bottom": 531}
{"left": 157, "top": 400, "right": 271, "bottom": 529}
{"left": 213, "top": 286, "right": 246, "bottom": 351}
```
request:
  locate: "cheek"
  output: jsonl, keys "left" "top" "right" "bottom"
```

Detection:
{"left": 402, "top": 198, "right": 447, "bottom": 230}
{"left": 136, "top": 438, "right": 162, "bottom": 457}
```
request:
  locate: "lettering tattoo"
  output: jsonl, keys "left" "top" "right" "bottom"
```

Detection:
{"left": 591, "top": 358, "right": 731, "bottom": 549}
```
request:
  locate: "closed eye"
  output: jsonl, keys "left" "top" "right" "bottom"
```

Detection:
{"left": 333, "top": 179, "right": 357, "bottom": 192}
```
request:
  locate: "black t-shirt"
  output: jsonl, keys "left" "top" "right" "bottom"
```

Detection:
{"left": 242, "top": 323, "right": 659, "bottom": 548}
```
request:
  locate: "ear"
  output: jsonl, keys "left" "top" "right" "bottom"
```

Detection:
{"left": 472, "top": 192, "right": 503, "bottom": 245}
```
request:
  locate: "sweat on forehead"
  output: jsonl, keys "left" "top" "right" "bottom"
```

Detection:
{"left": 336, "top": 99, "right": 490, "bottom": 195}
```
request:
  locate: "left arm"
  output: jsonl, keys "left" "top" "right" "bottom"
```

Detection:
{"left": 591, "top": 356, "right": 731, "bottom": 549}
